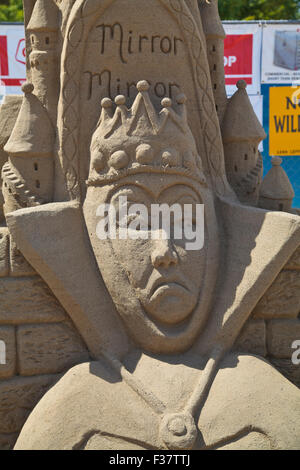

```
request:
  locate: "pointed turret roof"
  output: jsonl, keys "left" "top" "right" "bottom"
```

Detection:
{"left": 4, "top": 83, "right": 55, "bottom": 157}
{"left": 199, "top": 0, "right": 225, "bottom": 39}
{"left": 222, "top": 81, "right": 267, "bottom": 143}
{"left": 27, "top": 0, "right": 58, "bottom": 32}
{"left": 260, "top": 157, "right": 295, "bottom": 200}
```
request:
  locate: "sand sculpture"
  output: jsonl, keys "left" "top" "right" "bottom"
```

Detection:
{"left": 0, "top": 0, "right": 299, "bottom": 450}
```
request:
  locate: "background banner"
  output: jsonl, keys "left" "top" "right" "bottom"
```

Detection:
{"left": 262, "top": 84, "right": 300, "bottom": 207}
{"left": 269, "top": 86, "right": 300, "bottom": 156}
{"left": 0, "top": 24, "right": 25, "bottom": 101}
{"left": 261, "top": 23, "right": 300, "bottom": 85}
{"left": 224, "top": 22, "right": 262, "bottom": 96}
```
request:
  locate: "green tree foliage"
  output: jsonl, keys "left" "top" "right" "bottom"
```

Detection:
{"left": 0, "top": 0, "right": 299, "bottom": 22}
{"left": 219, "top": 0, "right": 300, "bottom": 20}
{"left": 0, "top": 0, "right": 24, "bottom": 22}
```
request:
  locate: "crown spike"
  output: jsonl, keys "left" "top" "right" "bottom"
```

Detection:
{"left": 136, "top": 80, "right": 150, "bottom": 92}
{"left": 159, "top": 95, "right": 187, "bottom": 135}
{"left": 101, "top": 96, "right": 128, "bottom": 138}
{"left": 115, "top": 95, "right": 126, "bottom": 105}
{"left": 98, "top": 97, "right": 113, "bottom": 126}
{"left": 102, "top": 97, "right": 113, "bottom": 108}
{"left": 129, "top": 82, "right": 160, "bottom": 135}
{"left": 114, "top": 95, "right": 128, "bottom": 124}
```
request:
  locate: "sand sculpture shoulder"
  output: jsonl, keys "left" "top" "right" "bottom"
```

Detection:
{"left": 14, "top": 352, "right": 300, "bottom": 450}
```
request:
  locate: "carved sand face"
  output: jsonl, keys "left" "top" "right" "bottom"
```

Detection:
{"left": 109, "top": 183, "right": 204, "bottom": 325}
{"left": 83, "top": 173, "right": 219, "bottom": 354}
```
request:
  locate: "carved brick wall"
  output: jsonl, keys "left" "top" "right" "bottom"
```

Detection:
{"left": 0, "top": 227, "right": 90, "bottom": 449}
{"left": 234, "top": 245, "right": 300, "bottom": 389}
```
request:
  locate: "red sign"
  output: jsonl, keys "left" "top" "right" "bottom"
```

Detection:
{"left": 15, "top": 38, "right": 26, "bottom": 65}
{"left": 224, "top": 34, "right": 253, "bottom": 85}
{"left": 0, "top": 36, "right": 9, "bottom": 76}
{"left": 0, "top": 29, "right": 26, "bottom": 90}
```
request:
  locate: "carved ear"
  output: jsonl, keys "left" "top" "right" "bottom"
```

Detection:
{"left": 197, "top": 199, "right": 300, "bottom": 355}
{"left": 6, "top": 202, "right": 129, "bottom": 360}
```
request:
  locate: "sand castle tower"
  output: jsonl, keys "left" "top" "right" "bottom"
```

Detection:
{"left": 199, "top": 0, "right": 227, "bottom": 124}
{"left": 27, "top": 0, "right": 59, "bottom": 123}
{"left": 53, "top": 0, "right": 76, "bottom": 35}
{"left": 259, "top": 157, "right": 295, "bottom": 212}
{"left": 2, "top": 83, "right": 54, "bottom": 214}
{"left": 222, "top": 80, "right": 266, "bottom": 206}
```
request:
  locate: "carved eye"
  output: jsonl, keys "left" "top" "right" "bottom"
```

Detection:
{"left": 109, "top": 150, "right": 129, "bottom": 170}
{"left": 162, "top": 148, "right": 181, "bottom": 167}
{"left": 136, "top": 144, "right": 154, "bottom": 164}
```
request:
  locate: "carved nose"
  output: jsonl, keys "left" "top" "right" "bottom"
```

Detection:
{"left": 151, "top": 239, "right": 178, "bottom": 269}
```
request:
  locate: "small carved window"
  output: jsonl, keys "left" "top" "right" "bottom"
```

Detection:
{"left": 214, "top": 84, "right": 217, "bottom": 90}
{"left": 212, "top": 45, "right": 216, "bottom": 52}
{"left": 35, "top": 180, "right": 40, "bottom": 189}
{"left": 279, "top": 203, "right": 284, "bottom": 211}
{"left": 34, "top": 163, "right": 38, "bottom": 171}
{"left": 235, "top": 165, "right": 238, "bottom": 172}
{"left": 213, "top": 64, "right": 217, "bottom": 71}
{"left": 244, "top": 154, "right": 248, "bottom": 161}
{"left": 31, "top": 36, "right": 34, "bottom": 44}
{"left": 45, "top": 37, "right": 50, "bottom": 45}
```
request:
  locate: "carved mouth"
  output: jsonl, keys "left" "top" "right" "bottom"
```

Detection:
{"left": 150, "top": 279, "right": 188, "bottom": 299}
{"left": 144, "top": 279, "right": 195, "bottom": 325}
